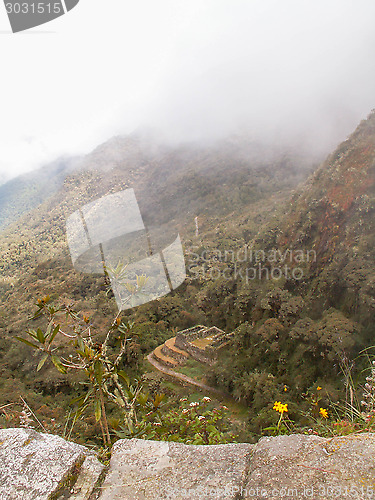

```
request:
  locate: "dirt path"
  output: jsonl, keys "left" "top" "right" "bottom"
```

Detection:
{"left": 146, "top": 353, "right": 225, "bottom": 396}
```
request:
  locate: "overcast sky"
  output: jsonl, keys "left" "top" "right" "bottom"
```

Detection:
{"left": 1, "top": 0, "right": 375, "bottom": 180}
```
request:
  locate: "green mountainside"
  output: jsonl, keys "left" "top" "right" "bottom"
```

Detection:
{"left": 0, "top": 134, "right": 317, "bottom": 427}
{"left": 0, "top": 113, "right": 374, "bottom": 441}
{"left": 277, "top": 113, "right": 375, "bottom": 327}
{"left": 202, "top": 111, "right": 375, "bottom": 432}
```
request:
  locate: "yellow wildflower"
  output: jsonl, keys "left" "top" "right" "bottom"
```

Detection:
{"left": 273, "top": 401, "right": 288, "bottom": 414}
{"left": 317, "top": 386, "right": 322, "bottom": 391}
{"left": 319, "top": 408, "right": 328, "bottom": 419}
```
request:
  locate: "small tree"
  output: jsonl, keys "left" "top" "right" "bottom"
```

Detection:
{"left": 16, "top": 270, "right": 236, "bottom": 447}
{"left": 16, "top": 295, "right": 146, "bottom": 446}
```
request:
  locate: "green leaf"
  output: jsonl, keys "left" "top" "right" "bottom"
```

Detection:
{"left": 83, "top": 387, "right": 95, "bottom": 404}
{"left": 69, "top": 388, "right": 94, "bottom": 407}
{"left": 72, "top": 403, "right": 89, "bottom": 422}
{"left": 84, "top": 345, "right": 94, "bottom": 359}
{"left": 117, "top": 370, "right": 130, "bottom": 386}
{"left": 68, "top": 310, "right": 80, "bottom": 321}
{"left": 45, "top": 320, "right": 53, "bottom": 338}
{"left": 36, "top": 328, "right": 45, "bottom": 344}
{"left": 69, "top": 393, "right": 86, "bottom": 405}
{"left": 136, "top": 392, "right": 148, "bottom": 406}
{"left": 51, "top": 355, "right": 67, "bottom": 374}
{"left": 153, "top": 393, "right": 165, "bottom": 408}
{"left": 31, "top": 309, "right": 43, "bottom": 319}
{"left": 48, "top": 325, "right": 60, "bottom": 345}
{"left": 27, "top": 329, "right": 38, "bottom": 340}
{"left": 262, "top": 426, "right": 278, "bottom": 435}
{"left": 94, "top": 360, "right": 104, "bottom": 385}
{"left": 94, "top": 399, "right": 102, "bottom": 422}
{"left": 15, "top": 337, "right": 40, "bottom": 349}
{"left": 37, "top": 353, "right": 49, "bottom": 372}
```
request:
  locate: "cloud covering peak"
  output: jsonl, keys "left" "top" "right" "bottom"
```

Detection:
{"left": 0, "top": 0, "right": 374, "bottom": 179}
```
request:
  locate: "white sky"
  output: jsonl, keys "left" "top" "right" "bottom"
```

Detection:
{"left": 1, "top": 0, "right": 375, "bottom": 179}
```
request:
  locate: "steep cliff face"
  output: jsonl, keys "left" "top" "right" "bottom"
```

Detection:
{"left": 1, "top": 428, "right": 374, "bottom": 499}
{"left": 274, "top": 111, "right": 375, "bottom": 325}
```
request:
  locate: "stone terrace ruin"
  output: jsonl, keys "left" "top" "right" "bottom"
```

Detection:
{"left": 151, "top": 325, "right": 233, "bottom": 368}
{"left": 175, "top": 325, "right": 232, "bottom": 365}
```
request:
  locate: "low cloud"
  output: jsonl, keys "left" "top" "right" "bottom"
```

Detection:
{"left": 1, "top": 0, "right": 375, "bottom": 179}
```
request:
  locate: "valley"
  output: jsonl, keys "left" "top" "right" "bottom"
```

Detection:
{"left": 0, "top": 112, "right": 374, "bottom": 446}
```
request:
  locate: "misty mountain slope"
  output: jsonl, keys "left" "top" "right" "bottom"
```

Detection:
{"left": 0, "top": 135, "right": 318, "bottom": 281}
{"left": 0, "top": 156, "right": 80, "bottom": 231}
{"left": 271, "top": 110, "right": 375, "bottom": 326}
{"left": 76, "top": 133, "right": 320, "bottom": 227}
{"left": 201, "top": 110, "right": 375, "bottom": 329}
{"left": 180, "top": 111, "right": 375, "bottom": 345}
{"left": 0, "top": 135, "right": 318, "bottom": 402}
{"left": 186, "top": 114, "right": 375, "bottom": 421}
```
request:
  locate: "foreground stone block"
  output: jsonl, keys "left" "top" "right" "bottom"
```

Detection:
{"left": 0, "top": 428, "right": 104, "bottom": 500}
{"left": 98, "top": 438, "right": 254, "bottom": 499}
{"left": 243, "top": 433, "right": 375, "bottom": 499}
{"left": 1, "top": 429, "right": 375, "bottom": 499}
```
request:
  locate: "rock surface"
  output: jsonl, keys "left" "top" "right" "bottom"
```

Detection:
{"left": 98, "top": 438, "right": 252, "bottom": 499}
{"left": 0, "top": 428, "right": 105, "bottom": 500}
{"left": 243, "top": 433, "right": 375, "bottom": 499}
{"left": 0, "top": 429, "right": 375, "bottom": 499}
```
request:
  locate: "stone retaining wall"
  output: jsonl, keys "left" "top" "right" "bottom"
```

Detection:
{"left": 175, "top": 325, "right": 229, "bottom": 364}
